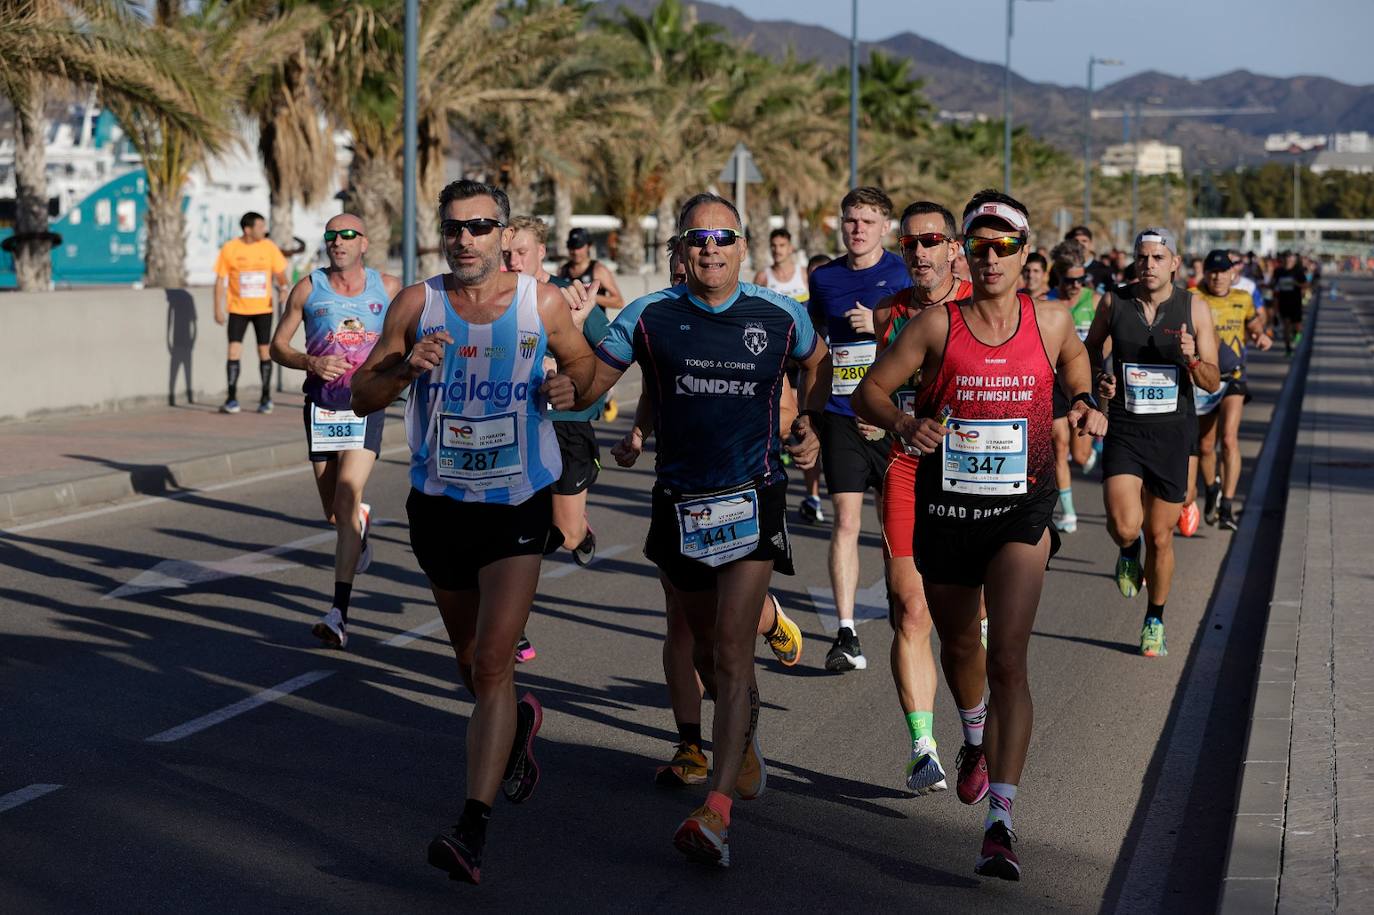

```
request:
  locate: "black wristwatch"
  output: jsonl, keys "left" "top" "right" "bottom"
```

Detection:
{"left": 799, "top": 409, "right": 823, "bottom": 423}
{"left": 1071, "top": 391, "right": 1100, "bottom": 411}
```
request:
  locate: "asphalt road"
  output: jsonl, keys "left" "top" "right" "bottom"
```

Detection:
{"left": 0, "top": 345, "right": 1298, "bottom": 913}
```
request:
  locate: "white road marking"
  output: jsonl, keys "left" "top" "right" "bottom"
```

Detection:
{"left": 542, "top": 543, "right": 630, "bottom": 579}
{"left": 104, "top": 530, "right": 338, "bottom": 600}
{"left": 145, "top": 670, "right": 335, "bottom": 743}
{"left": 3, "top": 445, "right": 409, "bottom": 535}
{"left": 384, "top": 617, "right": 446, "bottom": 648}
{"left": 1116, "top": 354, "right": 1305, "bottom": 912}
{"left": 809, "top": 577, "right": 888, "bottom": 634}
{"left": 0, "top": 783, "right": 62, "bottom": 814}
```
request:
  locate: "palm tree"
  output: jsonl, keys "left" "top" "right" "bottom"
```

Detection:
{"left": 0, "top": 0, "right": 214, "bottom": 291}
{"left": 106, "top": 0, "right": 321, "bottom": 287}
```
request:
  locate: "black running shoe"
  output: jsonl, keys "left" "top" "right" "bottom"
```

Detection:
{"left": 502, "top": 692, "right": 543, "bottom": 803}
{"left": 1203, "top": 484, "right": 1221, "bottom": 525}
{"left": 1218, "top": 504, "right": 1239, "bottom": 531}
{"left": 975, "top": 821, "right": 1020, "bottom": 881}
{"left": 572, "top": 527, "right": 596, "bottom": 567}
{"left": 824, "top": 627, "right": 867, "bottom": 672}
{"left": 798, "top": 496, "right": 825, "bottom": 525}
{"left": 428, "top": 829, "right": 481, "bottom": 884}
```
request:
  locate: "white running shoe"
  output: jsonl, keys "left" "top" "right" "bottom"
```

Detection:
{"left": 312, "top": 607, "right": 348, "bottom": 649}
{"left": 905, "top": 736, "right": 948, "bottom": 795}
{"left": 355, "top": 503, "right": 373, "bottom": 574}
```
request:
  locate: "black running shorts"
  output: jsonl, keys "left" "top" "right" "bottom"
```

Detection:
{"left": 819, "top": 410, "right": 889, "bottom": 494}
{"left": 227, "top": 312, "right": 272, "bottom": 345}
{"left": 406, "top": 487, "right": 562, "bottom": 591}
{"left": 552, "top": 420, "right": 601, "bottom": 496}
{"left": 645, "top": 479, "right": 793, "bottom": 593}
{"left": 1103, "top": 419, "right": 1193, "bottom": 504}
{"left": 303, "top": 397, "right": 385, "bottom": 462}
{"left": 914, "top": 490, "right": 1060, "bottom": 588}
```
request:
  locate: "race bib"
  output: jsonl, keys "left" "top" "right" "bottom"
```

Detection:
{"left": 1122, "top": 363, "right": 1179, "bottom": 414}
{"left": 676, "top": 486, "right": 761, "bottom": 567}
{"left": 309, "top": 405, "right": 366, "bottom": 453}
{"left": 436, "top": 412, "right": 521, "bottom": 489}
{"left": 1075, "top": 320, "right": 1092, "bottom": 342}
{"left": 238, "top": 270, "right": 269, "bottom": 299}
{"left": 941, "top": 418, "right": 1029, "bottom": 496}
{"left": 831, "top": 341, "right": 876, "bottom": 396}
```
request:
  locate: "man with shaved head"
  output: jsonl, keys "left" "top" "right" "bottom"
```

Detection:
{"left": 271, "top": 213, "right": 402, "bottom": 649}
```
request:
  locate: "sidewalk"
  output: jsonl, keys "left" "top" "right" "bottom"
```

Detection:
{"left": 1221, "top": 278, "right": 1374, "bottom": 912}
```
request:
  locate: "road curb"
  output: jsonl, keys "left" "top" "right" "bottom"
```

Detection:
{"left": 0, "top": 413, "right": 408, "bottom": 528}
{"left": 1216, "top": 295, "right": 1320, "bottom": 913}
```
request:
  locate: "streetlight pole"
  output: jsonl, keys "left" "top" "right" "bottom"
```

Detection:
{"left": 402, "top": 0, "right": 417, "bottom": 285}
{"left": 1129, "top": 99, "right": 1141, "bottom": 239}
{"left": 1003, "top": 0, "right": 1053, "bottom": 195}
{"left": 849, "top": 0, "right": 859, "bottom": 189}
{"left": 1083, "top": 55, "right": 1122, "bottom": 226}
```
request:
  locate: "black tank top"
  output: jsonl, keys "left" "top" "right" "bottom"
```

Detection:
{"left": 1104, "top": 283, "right": 1196, "bottom": 423}
{"left": 559, "top": 259, "right": 598, "bottom": 287}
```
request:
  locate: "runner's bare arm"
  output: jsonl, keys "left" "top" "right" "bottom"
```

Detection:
{"left": 780, "top": 374, "right": 799, "bottom": 433}
{"left": 538, "top": 285, "right": 596, "bottom": 411}
{"left": 381, "top": 273, "right": 403, "bottom": 300}
{"left": 350, "top": 283, "right": 436, "bottom": 416}
{"left": 854, "top": 306, "right": 949, "bottom": 454}
{"left": 593, "top": 262, "right": 625, "bottom": 311}
{"left": 611, "top": 392, "right": 653, "bottom": 467}
{"left": 872, "top": 293, "right": 896, "bottom": 353}
{"left": 1046, "top": 303, "right": 1108, "bottom": 436}
{"left": 213, "top": 274, "right": 228, "bottom": 325}
{"left": 752, "top": 269, "right": 769, "bottom": 285}
{"left": 1186, "top": 296, "right": 1223, "bottom": 393}
{"left": 269, "top": 276, "right": 319, "bottom": 372}
{"left": 786, "top": 338, "right": 831, "bottom": 469}
{"left": 1084, "top": 291, "right": 1115, "bottom": 398}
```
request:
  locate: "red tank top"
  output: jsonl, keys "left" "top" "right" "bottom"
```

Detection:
{"left": 915, "top": 293, "right": 1056, "bottom": 519}
{"left": 881, "top": 280, "right": 974, "bottom": 464}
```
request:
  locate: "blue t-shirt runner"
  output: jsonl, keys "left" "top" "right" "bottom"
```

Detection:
{"left": 807, "top": 248, "right": 912, "bottom": 417}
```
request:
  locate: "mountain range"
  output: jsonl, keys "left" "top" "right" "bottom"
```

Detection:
{"left": 605, "top": 0, "right": 1374, "bottom": 168}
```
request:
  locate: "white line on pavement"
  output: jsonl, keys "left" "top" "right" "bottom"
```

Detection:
{"left": 541, "top": 544, "right": 630, "bottom": 579}
{"left": 808, "top": 577, "right": 888, "bottom": 634}
{"left": 3, "top": 445, "right": 409, "bottom": 535}
{"left": 383, "top": 617, "right": 446, "bottom": 648}
{"left": 145, "top": 670, "right": 335, "bottom": 743}
{"left": 0, "top": 783, "right": 62, "bottom": 814}
{"left": 1116, "top": 354, "right": 1306, "bottom": 913}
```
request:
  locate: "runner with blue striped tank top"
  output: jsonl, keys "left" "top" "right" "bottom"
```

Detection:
{"left": 350, "top": 180, "right": 597, "bottom": 887}
{"left": 270, "top": 213, "right": 401, "bottom": 650}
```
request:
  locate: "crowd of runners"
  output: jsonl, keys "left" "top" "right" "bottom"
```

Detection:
{"left": 205, "top": 174, "right": 1308, "bottom": 886}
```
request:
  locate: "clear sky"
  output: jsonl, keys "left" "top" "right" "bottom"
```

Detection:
{"left": 721, "top": 0, "right": 1373, "bottom": 88}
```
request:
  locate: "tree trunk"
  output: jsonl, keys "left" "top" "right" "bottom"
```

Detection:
{"left": 784, "top": 203, "right": 803, "bottom": 257}
{"left": 345, "top": 153, "right": 399, "bottom": 272}
{"left": 616, "top": 213, "right": 646, "bottom": 272}
{"left": 268, "top": 187, "right": 295, "bottom": 272}
{"left": 506, "top": 178, "right": 536, "bottom": 220}
{"left": 655, "top": 197, "right": 675, "bottom": 270}
{"left": 12, "top": 76, "right": 53, "bottom": 291}
{"left": 144, "top": 180, "right": 188, "bottom": 288}
{"left": 552, "top": 178, "right": 573, "bottom": 259}
{"left": 747, "top": 193, "right": 772, "bottom": 278}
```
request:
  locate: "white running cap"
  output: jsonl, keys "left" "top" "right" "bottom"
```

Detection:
{"left": 962, "top": 201, "right": 1030, "bottom": 236}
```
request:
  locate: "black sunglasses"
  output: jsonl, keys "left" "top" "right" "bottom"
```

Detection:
{"left": 1060, "top": 272, "right": 1086, "bottom": 286}
{"left": 680, "top": 227, "right": 742, "bottom": 248}
{"left": 441, "top": 218, "right": 506, "bottom": 239}
{"left": 898, "top": 232, "right": 953, "bottom": 254}
{"left": 323, "top": 228, "right": 363, "bottom": 242}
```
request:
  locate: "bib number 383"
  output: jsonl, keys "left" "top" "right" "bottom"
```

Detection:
{"left": 1122, "top": 363, "right": 1179, "bottom": 414}
{"left": 309, "top": 404, "right": 366, "bottom": 453}
{"left": 676, "top": 486, "right": 761, "bottom": 567}
{"left": 941, "top": 418, "right": 1029, "bottom": 495}
{"left": 436, "top": 412, "right": 521, "bottom": 490}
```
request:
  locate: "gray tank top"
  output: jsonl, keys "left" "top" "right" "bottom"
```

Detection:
{"left": 1104, "top": 283, "right": 1196, "bottom": 423}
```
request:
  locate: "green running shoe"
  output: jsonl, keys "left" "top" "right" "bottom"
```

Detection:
{"left": 1116, "top": 534, "right": 1144, "bottom": 598}
{"left": 1139, "top": 617, "right": 1167, "bottom": 657}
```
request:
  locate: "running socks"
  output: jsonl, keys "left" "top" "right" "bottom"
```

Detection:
{"left": 677, "top": 720, "right": 703, "bottom": 748}
{"left": 1058, "top": 488, "right": 1075, "bottom": 517}
{"left": 838, "top": 617, "right": 855, "bottom": 632}
{"left": 705, "top": 790, "right": 732, "bottom": 826}
{"left": 1121, "top": 538, "right": 1142, "bottom": 561}
{"left": 958, "top": 702, "right": 987, "bottom": 747}
{"left": 259, "top": 361, "right": 272, "bottom": 400}
{"left": 1147, "top": 602, "right": 1165, "bottom": 622}
{"left": 457, "top": 798, "right": 491, "bottom": 851}
{"left": 226, "top": 359, "right": 241, "bottom": 401}
{"left": 906, "top": 711, "right": 934, "bottom": 744}
{"left": 985, "top": 783, "right": 1017, "bottom": 831}
{"left": 333, "top": 581, "right": 352, "bottom": 622}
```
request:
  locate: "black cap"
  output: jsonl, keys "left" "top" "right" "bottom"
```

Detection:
{"left": 1204, "top": 249, "right": 1233, "bottom": 272}
{"left": 566, "top": 227, "right": 591, "bottom": 249}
